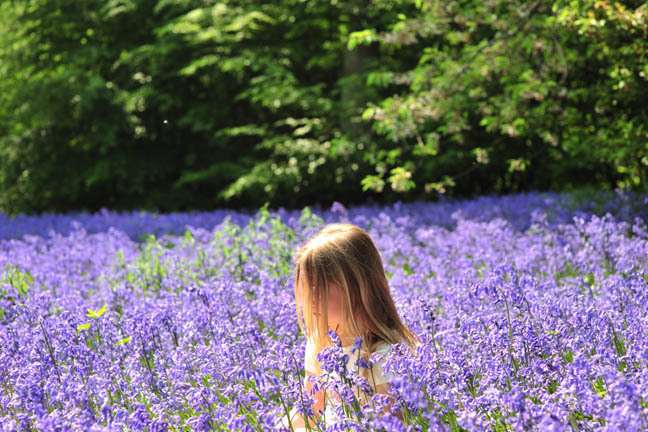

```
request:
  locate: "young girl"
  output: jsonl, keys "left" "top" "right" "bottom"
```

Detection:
{"left": 278, "top": 223, "right": 420, "bottom": 430}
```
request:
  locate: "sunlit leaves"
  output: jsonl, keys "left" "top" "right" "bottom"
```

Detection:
{"left": 347, "top": 29, "right": 377, "bottom": 50}
{"left": 116, "top": 336, "right": 132, "bottom": 346}
{"left": 361, "top": 0, "right": 647, "bottom": 196}
{"left": 76, "top": 322, "right": 91, "bottom": 332}
{"left": 388, "top": 167, "right": 416, "bottom": 192}
{"left": 361, "top": 174, "right": 385, "bottom": 193}
{"left": 1, "top": 264, "right": 33, "bottom": 297}
{"left": 86, "top": 303, "right": 107, "bottom": 319}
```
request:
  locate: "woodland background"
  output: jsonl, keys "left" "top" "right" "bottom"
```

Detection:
{"left": 0, "top": 0, "right": 646, "bottom": 214}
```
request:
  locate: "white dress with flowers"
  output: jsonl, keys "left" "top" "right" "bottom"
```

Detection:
{"left": 304, "top": 339, "right": 397, "bottom": 428}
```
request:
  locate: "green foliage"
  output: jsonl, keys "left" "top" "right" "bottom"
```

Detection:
{"left": 76, "top": 323, "right": 91, "bottom": 332}
{"left": 0, "top": 263, "right": 40, "bottom": 319}
{"left": 0, "top": 0, "right": 645, "bottom": 213}
{"left": 116, "top": 335, "right": 132, "bottom": 346}
{"left": 86, "top": 303, "right": 107, "bottom": 319}
{"left": 1, "top": 264, "right": 34, "bottom": 297}
{"left": 357, "top": 0, "right": 648, "bottom": 198}
{"left": 562, "top": 349, "right": 574, "bottom": 364}
{"left": 592, "top": 377, "right": 607, "bottom": 399}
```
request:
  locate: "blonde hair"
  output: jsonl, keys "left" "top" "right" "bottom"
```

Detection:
{"left": 293, "top": 223, "right": 420, "bottom": 380}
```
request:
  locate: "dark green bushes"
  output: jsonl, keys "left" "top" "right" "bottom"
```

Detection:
{"left": 0, "top": 0, "right": 645, "bottom": 214}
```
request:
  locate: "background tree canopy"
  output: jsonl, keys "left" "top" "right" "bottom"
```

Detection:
{"left": 0, "top": 0, "right": 646, "bottom": 214}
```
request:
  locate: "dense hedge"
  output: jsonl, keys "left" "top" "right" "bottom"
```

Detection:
{"left": 0, "top": 0, "right": 646, "bottom": 214}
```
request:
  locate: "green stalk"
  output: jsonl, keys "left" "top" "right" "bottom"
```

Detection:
{"left": 502, "top": 295, "right": 518, "bottom": 378}
{"left": 277, "top": 393, "right": 296, "bottom": 432}
{"left": 39, "top": 320, "right": 62, "bottom": 384}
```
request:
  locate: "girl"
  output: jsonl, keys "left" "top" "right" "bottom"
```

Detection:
{"left": 279, "top": 223, "right": 420, "bottom": 430}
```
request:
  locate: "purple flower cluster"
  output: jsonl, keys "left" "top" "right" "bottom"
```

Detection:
{"left": 0, "top": 192, "right": 646, "bottom": 431}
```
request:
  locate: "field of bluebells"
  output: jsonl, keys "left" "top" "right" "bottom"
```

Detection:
{"left": 1, "top": 191, "right": 647, "bottom": 431}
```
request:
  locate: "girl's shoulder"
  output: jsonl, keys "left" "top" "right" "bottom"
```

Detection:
{"left": 373, "top": 340, "right": 392, "bottom": 353}
{"left": 342, "top": 339, "right": 392, "bottom": 354}
{"left": 366, "top": 340, "right": 394, "bottom": 358}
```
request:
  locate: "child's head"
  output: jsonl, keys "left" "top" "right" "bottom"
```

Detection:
{"left": 293, "top": 223, "right": 419, "bottom": 352}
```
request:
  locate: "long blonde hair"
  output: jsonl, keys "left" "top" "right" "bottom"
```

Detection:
{"left": 293, "top": 223, "right": 420, "bottom": 379}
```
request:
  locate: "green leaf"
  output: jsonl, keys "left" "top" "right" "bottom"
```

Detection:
{"left": 611, "top": 326, "right": 626, "bottom": 357}
{"left": 547, "top": 379, "right": 559, "bottom": 394}
{"left": 413, "top": 133, "right": 439, "bottom": 157}
{"left": 361, "top": 175, "right": 385, "bottom": 193}
{"left": 76, "top": 322, "right": 91, "bottom": 332}
{"left": 562, "top": 349, "right": 574, "bottom": 364}
{"left": 366, "top": 71, "right": 393, "bottom": 88}
{"left": 403, "top": 262, "right": 414, "bottom": 276}
{"left": 361, "top": 107, "right": 376, "bottom": 121}
{"left": 1, "top": 265, "right": 33, "bottom": 297}
{"left": 179, "top": 55, "right": 220, "bottom": 76}
{"left": 583, "top": 272, "right": 595, "bottom": 286}
{"left": 592, "top": 377, "right": 606, "bottom": 398}
{"left": 86, "top": 303, "right": 107, "bottom": 319}
{"left": 223, "top": 11, "right": 275, "bottom": 34}
{"left": 347, "top": 29, "right": 377, "bottom": 50}
{"left": 116, "top": 336, "right": 132, "bottom": 346}
{"left": 388, "top": 167, "right": 415, "bottom": 192}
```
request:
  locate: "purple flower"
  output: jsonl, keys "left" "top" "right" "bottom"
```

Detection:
{"left": 0, "top": 192, "right": 646, "bottom": 430}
